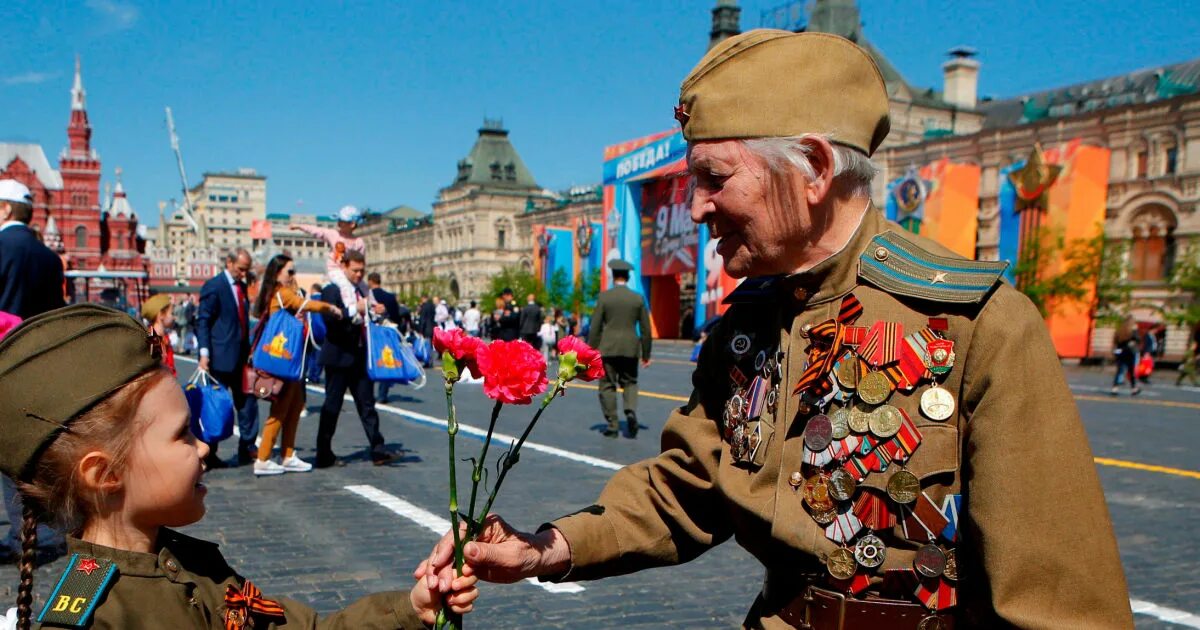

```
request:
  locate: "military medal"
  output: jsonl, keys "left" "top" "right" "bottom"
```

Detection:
{"left": 924, "top": 339, "right": 955, "bottom": 375}
{"left": 836, "top": 355, "right": 859, "bottom": 390}
{"left": 754, "top": 349, "right": 767, "bottom": 373}
{"left": 827, "top": 547, "right": 857, "bottom": 580}
{"left": 913, "top": 544, "right": 947, "bottom": 578}
{"left": 811, "top": 506, "right": 837, "bottom": 526}
{"left": 857, "top": 371, "right": 891, "bottom": 405}
{"left": 828, "top": 469, "right": 857, "bottom": 502}
{"left": 920, "top": 385, "right": 955, "bottom": 422}
{"left": 730, "top": 333, "right": 752, "bottom": 356}
{"left": 942, "top": 549, "right": 957, "bottom": 581}
{"left": 829, "top": 408, "right": 851, "bottom": 440}
{"left": 886, "top": 469, "right": 920, "bottom": 505}
{"left": 848, "top": 405, "right": 871, "bottom": 433}
{"left": 765, "top": 387, "right": 779, "bottom": 414}
{"left": 730, "top": 424, "right": 746, "bottom": 460}
{"left": 868, "top": 404, "right": 903, "bottom": 438}
{"left": 804, "top": 414, "right": 833, "bottom": 451}
{"left": 825, "top": 508, "right": 863, "bottom": 543}
{"left": 803, "top": 473, "right": 836, "bottom": 513}
{"left": 854, "top": 533, "right": 886, "bottom": 568}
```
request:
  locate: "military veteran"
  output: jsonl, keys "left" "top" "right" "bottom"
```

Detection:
{"left": 424, "top": 30, "right": 1133, "bottom": 629}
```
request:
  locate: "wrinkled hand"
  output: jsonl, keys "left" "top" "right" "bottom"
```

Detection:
{"left": 409, "top": 561, "right": 478, "bottom": 625}
{"left": 419, "top": 514, "right": 571, "bottom": 590}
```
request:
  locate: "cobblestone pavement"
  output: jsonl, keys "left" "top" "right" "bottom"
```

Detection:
{"left": 2, "top": 347, "right": 1198, "bottom": 628}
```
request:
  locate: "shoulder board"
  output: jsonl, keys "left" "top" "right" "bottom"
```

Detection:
{"left": 722, "top": 275, "right": 783, "bottom": 305}
{"left": 858, "top": 232, "right": 1008, "bottom": 304}
{"left": 37, "top": 554, "right": 118, "bottom": 628}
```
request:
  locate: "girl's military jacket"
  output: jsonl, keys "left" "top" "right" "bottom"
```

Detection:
{"left": 37, "top": 530, "right": 425, "bottom": 629}
{"left": 546, "top": 210, "right": 1134, "bottom": 629}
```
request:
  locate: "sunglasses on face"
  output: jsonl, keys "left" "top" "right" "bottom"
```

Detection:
{"left": 287, "top": 269, "right": 296, "bottom": 276}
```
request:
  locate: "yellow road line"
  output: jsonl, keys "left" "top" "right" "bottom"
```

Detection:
{"left": 1074, "top": 394, "right": 1200, "bottom": 410}
{"left": 1093, "top": 457, "right": 1200, "bottom": 480}
{"left": 571, "top": 383, "right": 690, "bottom": 402}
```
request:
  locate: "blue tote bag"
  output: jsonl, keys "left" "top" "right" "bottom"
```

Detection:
{"left": 184, "top": 370, "right": 234, "bottom": 443}
{"left": 251, "top": 294, "right": 308, "bottom": 381}
{"left": 309, "top": 306, "right": 327, "bottom": 345}
{"left": 367, "top": 322, "right": 424, "bottom": 385}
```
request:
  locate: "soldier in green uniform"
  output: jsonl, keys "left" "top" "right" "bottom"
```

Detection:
{"left": 0, "top": 304, "right": 478, "bottom": 629}
{"left": 424, "top": 30, "right": 1133, "bottom": 629}
{"left": 588, "top": 259, "right": 653, "bottom": 438}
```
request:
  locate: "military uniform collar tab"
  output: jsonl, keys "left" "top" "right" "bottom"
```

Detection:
{"left": 857, "top": 230, "right": 1008, "bottom": 304}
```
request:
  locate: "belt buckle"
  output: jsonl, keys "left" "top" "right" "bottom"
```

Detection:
{"left": 804, "top": 586, "right": 847, "bottom": 630}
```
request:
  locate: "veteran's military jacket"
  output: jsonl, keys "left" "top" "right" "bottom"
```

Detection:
{"left": 550, "top": 210, "right": 1133, "bottom": 629}
{"left": 37, "top": 530, "right": 426, "bottom": 629}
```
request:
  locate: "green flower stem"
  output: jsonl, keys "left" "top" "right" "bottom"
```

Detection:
{"left": 466, "top": 400, "right": 503, "bottom": 537}
{"left": 476, "top": 380, "right": 565, "bottom": 525}
{"left": 438, "top": 376, "right": 464, "bottom": 630}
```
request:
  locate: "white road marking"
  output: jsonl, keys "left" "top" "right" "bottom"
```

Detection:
{"left": 1130, "top": 599, "right": 1200, "bottom": 628}
{"left": 344, "top": 484, "right": 585, "bottom": 595}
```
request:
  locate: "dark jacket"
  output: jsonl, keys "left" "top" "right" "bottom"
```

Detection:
{"left": 372, "top": 287, "right": 403, "bottom": 328}
{"left": 518, "top": 301, "right": 543, "bottom": 336}
{"left": 417, "top": 299, "right": 436, "bottom": 338}
{"left": 319, "top": 283, "right": 366, "bottom": 369}
{"left": 496, "top": 300, "right": 520, "bottom": 341}
{"left": 0, "top": 224, "right": 65, "bottom": 318}
{"left": 195, "top": 272, "right": 249, "bottom": 374}
{"left": 588, "top": 284, "right": 652, "bottom": 360}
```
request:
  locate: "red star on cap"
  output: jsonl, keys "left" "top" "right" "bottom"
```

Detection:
{"left": 77, "top": 558, "right": 101, "bottom": 576}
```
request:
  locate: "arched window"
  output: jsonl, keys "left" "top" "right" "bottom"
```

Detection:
{"left": 75, "top": 226, "right": 88, "bottom": 249}
{"left": 1129, "top": 205, "right": 1177, "bottom": 281}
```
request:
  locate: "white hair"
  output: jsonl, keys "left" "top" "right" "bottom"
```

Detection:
{"left": 741, "top": 134, "right": 877, "bottom": 198}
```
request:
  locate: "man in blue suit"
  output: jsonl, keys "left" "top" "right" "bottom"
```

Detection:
{"left": 0, "top": 179, "right": 66, "bottom": 564}
{"left": 196, "top": 248, "right": 259, "bottom": 468}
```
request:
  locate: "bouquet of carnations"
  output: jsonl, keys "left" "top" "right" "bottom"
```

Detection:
{"left": 430, "top": 329, "right": 604, "bottom": 629}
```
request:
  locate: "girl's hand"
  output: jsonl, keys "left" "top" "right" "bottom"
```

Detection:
{"left": 410, "top": 561, "right": 478, "bottom": 625}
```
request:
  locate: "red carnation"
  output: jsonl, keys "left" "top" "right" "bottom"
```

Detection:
{"left": 476, "top": 339, "right": 548, "bottom": 405}
{"left": 556, "top": 336, "right": 605, "bottom": 382}
{"left": 433, "top": 328, "right": 486, "bottom": 378}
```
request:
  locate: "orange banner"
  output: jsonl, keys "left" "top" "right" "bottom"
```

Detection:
{"left": 1042, "top": 140, "right": 1110, "bottom": 358}
{"left": 918, "top": 158, "right": 980, "bottom": 259}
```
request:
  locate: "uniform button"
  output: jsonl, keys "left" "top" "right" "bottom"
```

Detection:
{"left": 165, "top": 559, "right": 179, "bottom": 572}
{"left": 874, "top": 246, "right": 889, "bottom": 262}
{"left": 801, "top": 323, "right": 813, "bottom": 337}
{"left": 789, "top": 471, "right": 804, "bottom": 488}
{"left": 792, "top": 287, "right": 809, "bottom": 301}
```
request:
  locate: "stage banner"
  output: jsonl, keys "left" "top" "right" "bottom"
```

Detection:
{"left": 640, "top": 175, "right": 698, "bottom": 276}
{"left": 886, "top": 161, "right": 979, "bottom": 259}
{"left": 996, "top": 160, "right": 1025, "bottom": 284}
{"left": 1042, "top": 140, "right": 1111, "bottom": 358}
{"left": 694, "top": 222, "right": 739, "bottom": 331}
{"left": 543, "top": 226, "right": 575, "bottom": 290}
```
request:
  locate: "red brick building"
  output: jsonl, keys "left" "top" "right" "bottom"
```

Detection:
{"left": 0, "top": 58, "right": 146, "bottom": 305}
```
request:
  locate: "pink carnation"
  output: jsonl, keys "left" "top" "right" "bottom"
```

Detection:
{"left": 556, "top": 336, "right": 605, "bottom": 382}
{"left": 433, "top": 327, "right": 486, "bottom": 378}
{"left": 476, "top": 339, "right": 548, "bottom": 404}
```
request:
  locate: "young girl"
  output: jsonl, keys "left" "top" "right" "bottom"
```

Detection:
{"left": 141, "top": 294, "right": 175, "bottom": 376}
{"left": 0, "top": 305, "right": 476, "bottom": 629}
{"left": 292, "top": 205, "right": 371, "bottom": 321}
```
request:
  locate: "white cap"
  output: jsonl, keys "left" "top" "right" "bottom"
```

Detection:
{"left": 0, "top": 180, "right": 33, "bottom": 205}
{"left": 336, "top": 204, "right": 363, "bottom": 223}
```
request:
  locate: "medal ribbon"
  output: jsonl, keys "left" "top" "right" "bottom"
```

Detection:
{"left": 224, "top": 580, "right": 286, "bottom": 630}
{"left": 793, "top": 295, "right": 863, "bottom": 396}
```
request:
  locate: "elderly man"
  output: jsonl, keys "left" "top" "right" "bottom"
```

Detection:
{"left": 425, "top": 31, "right": 1132, "bottom": 629}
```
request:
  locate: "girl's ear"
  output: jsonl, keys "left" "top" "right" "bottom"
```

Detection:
{"left": 77, "top": 450, "right": 122, "bottom": 494}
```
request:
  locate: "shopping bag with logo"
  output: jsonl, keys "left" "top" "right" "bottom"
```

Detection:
{"left": 367, "top": 322, "right": 422, "bottom": 384}
{"left": 184, "top": 370, "right": 234, "bottom": 443}
{"left": 251, "top": 294, "right": 308, "bottom": 381}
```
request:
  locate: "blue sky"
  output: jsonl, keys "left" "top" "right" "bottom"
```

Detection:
{"left": 2, "top": 1, "right": 1197, "bottom": 226}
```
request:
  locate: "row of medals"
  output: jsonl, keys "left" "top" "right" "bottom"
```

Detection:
{"left": 793, "top": 340, "right": 959, "bottom": 587}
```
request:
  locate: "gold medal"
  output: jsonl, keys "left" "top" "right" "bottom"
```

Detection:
{"left": 828, "top": 469, "right": 857, "bottom": 502}
{"left": 886, "top": 469, "right": 920, "bottom": 505}
{"left": 854, "top": 533, "right": 886, "bottom": 568}
{"left": 829, "top": 408, "right": 851, "bottom": 440}
{"left": 868, "top": 404, "right": 903, "bottom": 438}
{"left": 836, "top": 357, "right": 859, "bottom": 390}
{"left": 943, "top": 548, "right": 957, "bottom": 581}
{"left": 803, "top": 474, "right": 835, "bottom": 512}
{"left": 827, "top": 547, "right": 857, "bottom": 580}
{"left": 788, "top": 471, "right": 804, "bottom": 488}
{"left": 857, "top": 371, "right": 891, "bottom": 405}
{"left": 811, "top": 506, "right": 837, "bottom": 525}
{"left": 913, "top": 544, "right": 947, "bottom": 578}
{"left": 920, "top": 385, "right": 955, "bottom": 422}
{"left": 848, "top": 405, "right": 871, "bottom": 433}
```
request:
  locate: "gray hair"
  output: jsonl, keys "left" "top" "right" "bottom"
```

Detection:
{"left": 225, "top": 248, "right": 252, "bottom": 263}
{"left": 741, "top": 134, "right": 877, "bottom": 198}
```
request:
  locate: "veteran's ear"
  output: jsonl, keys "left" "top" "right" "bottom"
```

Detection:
{"left": 801, "top": 135, "right": 837, "bottom": 207}
{"left": 77, "top": 450, "right": 123, "bottom": 494}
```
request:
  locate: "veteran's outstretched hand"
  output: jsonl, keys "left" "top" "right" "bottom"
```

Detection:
{"left": 419, "top": 514, "right": 572, "bottom": 591}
